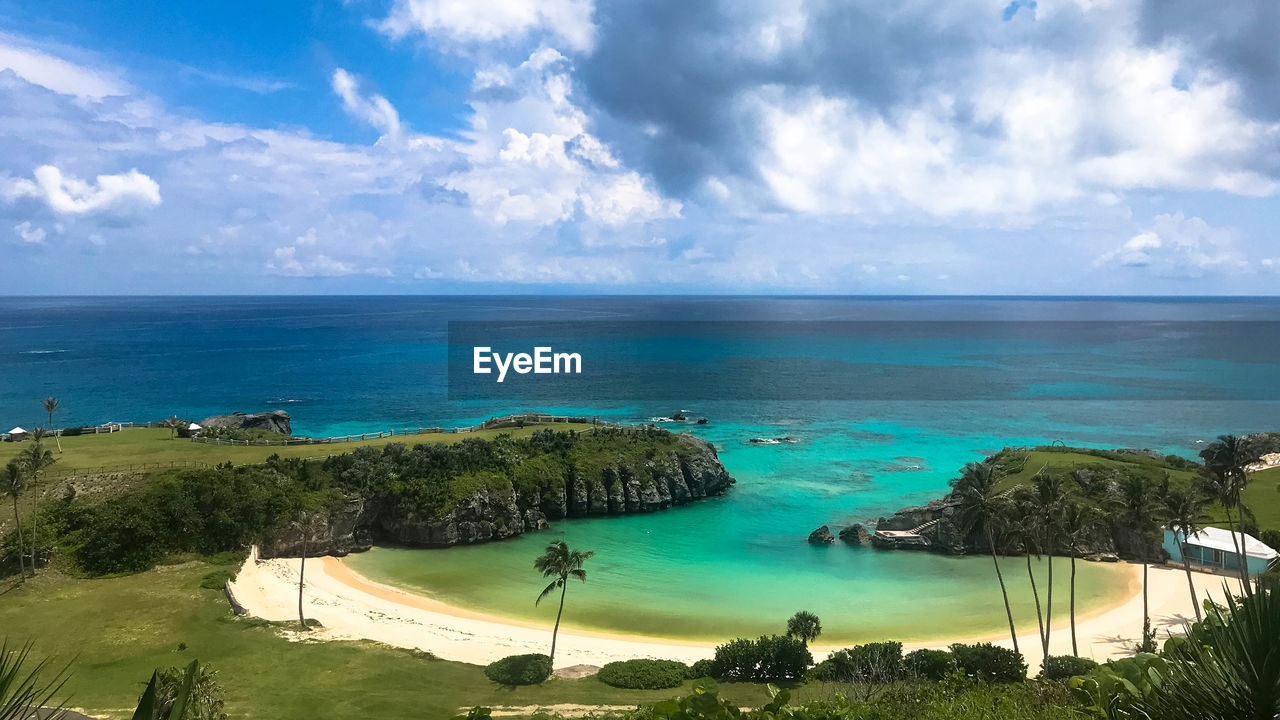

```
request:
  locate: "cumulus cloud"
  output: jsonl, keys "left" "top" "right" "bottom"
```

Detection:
{"left": 332, "top": 69, "right": 402, "bottom": 139}
{"left": 1097, "top": 213, "right": 1247, "bottom": 277}
{"left": 4, "top": 165, "right": 161, "bottom": 215}
{"left": 378, "top": 0, "right": 596, "bottom": 52}
{"left": 13, "top": 221, "right": 45, "bottom": 244}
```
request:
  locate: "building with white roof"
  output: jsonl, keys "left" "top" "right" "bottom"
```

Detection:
{"left": 1163, "top": 526, "right": 1278, "bottom": 577}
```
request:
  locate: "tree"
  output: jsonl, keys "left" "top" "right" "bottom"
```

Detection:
{"left": 40, "top": 398, "right": 61, "bottom": 453}
{"left": 1008, "top": 487, "right": 1048, "bottom": 659}
{"left": 15, "top": 438, "right": 55, "bottom": 576}
{"left": 3, "top": 462, "right": 27, "bottom": 580}
{"left": 1025, "top": 471, "right": 1068, "bottom": 659}
{"left": 785, "top": 611, "right": 822, "bottom": 646}
{"left": 1200, "top": 435, "right": 1261, "bottom": 596}
{"left": 162, "top": 416, "right": 185, "bottom": 441}
{"left": 950, "top": 460, "right": 1019, "bottom": 653}
{"left": 1113, "top": 473, "right": 1165, "bottom": 652}
{"left": 291, "top": 510, "right": 322, "bottom": 630}
{"left": 534, "top": 540, "right": 594, "bottom": 663}
{"left": 1163, "top": 484, "right": 1208, "bottom": 622}
{"left": 1061, "top": 499, "right": 1107, "bottom": 656}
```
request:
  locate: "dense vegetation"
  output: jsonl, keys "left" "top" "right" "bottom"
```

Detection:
{"left": 597, "top": 659, "right": 690, "bottom": 689}
{"left": 482, "top": 654, "right": 553, "bottom": 686}
{"left": 0, "top": 427, "right": 709, "bottom": 577}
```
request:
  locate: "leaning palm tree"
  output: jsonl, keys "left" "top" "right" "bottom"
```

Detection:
{"left": 15, "top": 438, "right": 55, "bottom": 576}
{"left": 1164, "top": 484, "right": 1208, "bottom": 622}
{"left": 1009, "top": 486, "right": 1048, "bottom": 657}
{"left": 534, "top": 540, "right": 594, "bottom": 663}
{"left": 3, "top": 462, "right": 27, "bottom": 580}
{"left": 786, "top": 610, "right": 822, "bottom": 646}
{"left": 1113, "top": 473, "right": 1165, "bottom": 652}
{"left": 1200, "top": 435, "right": 1260, "bottom": 595}
{"left": 40, "top": 398, "right": 61, "bottom": 453}
{"left": 1061, "top": 498, "right": 1107, "bottom": 656}
{"left": 949, "top": 460, "right": 1019, "bottom": 653}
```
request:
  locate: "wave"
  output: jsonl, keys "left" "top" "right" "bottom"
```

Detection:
{"left": 20, "top": 349, "right": 69, "bottom": 354}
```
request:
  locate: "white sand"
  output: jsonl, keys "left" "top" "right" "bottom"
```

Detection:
{"left": 228, "top": 548, "right": 1244, "bottom": 670}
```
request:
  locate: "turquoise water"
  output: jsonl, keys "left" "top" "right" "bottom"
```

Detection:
{"left": 4, "top": 296, "right": 1275, "bottom": 639}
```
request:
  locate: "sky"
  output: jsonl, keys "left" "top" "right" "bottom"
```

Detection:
{"left": 0, "top": 0, "right": 1277, "bottom": 295}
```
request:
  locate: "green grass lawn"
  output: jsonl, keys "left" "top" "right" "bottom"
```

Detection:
{"left": 0, "top": 424, "right": 596, "bottom": 475}
{"left": 993, "top": 449, "right": 1199, "bottom": 492}
{"left": 0, "top": 561, "right": 785, "bottom": 720}
{"left": 1204, "top": 466, "right": 1280, "bottom": 533}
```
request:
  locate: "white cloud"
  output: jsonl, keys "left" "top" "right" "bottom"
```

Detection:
{"left": 4, "top": 165, "right": 161, "bottom": 215}
{"left": 1097, "top": 213, "right": 1247, "bottom": 277}
{"left": 332, "top": 69, "right": 402, "bottom": 139}
{"left": 0, "top": 38, "right": 125, "bottom": 98}
{"left": 378, "top": 0, "right": 596, "bottom": 53}
{"left": 13, "top": 221, "right": 45, "bottom": 244}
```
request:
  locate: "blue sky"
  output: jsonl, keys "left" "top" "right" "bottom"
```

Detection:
{"left": 1, "top": 0, "right": 1277, "bottom": 294}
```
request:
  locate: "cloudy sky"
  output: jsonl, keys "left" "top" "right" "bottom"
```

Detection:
{"left": 1, "top": 0, "right": 1277, "bottom": 294}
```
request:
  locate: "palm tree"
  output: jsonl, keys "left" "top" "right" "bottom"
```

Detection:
{"left": 1009, "top": 487, "right": 1048, "bottom": 658}
{"left": 1200, "top": 435, "right": 1261, "bottom": 595}
{"left": 4, "top": 461, "right": 27, "bottom": 580}
{"left": 1061, "top": 499, "right": 1106, "bottom": 656}
{"left": 949, "top": 460, "right": 1019, "bottom": 654}
{"left": 0, "top": 639, "right": 70, "bottom": 719}
{"left": 40, "top": 398, "right": 61, "bottom": 453}
{"left": 162, "top": 416, "right": 185, "bottom": 441}
{"left": 291, "top": 510, "right": 322, "bottom": 630}
{"left": 786, "top": 610, "right": 822, "bottom": 646}
{"left": 1029, "top": 472, "right": 1067, "bottom": 658}
{"left": 534, "top": 540, "right": 594, "bottom": 663}
{"left": 16, "top": 438, "right": 55, "bottom": 576}
{"left": 1164, "top": 484, "right": 1208, "bottom": 622}
{"left": 1113, "top": 473, "right": 1165, "bottom": 652}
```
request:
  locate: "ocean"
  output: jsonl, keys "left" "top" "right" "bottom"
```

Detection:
{"left": 3, "top": 295, "right": 1278, "bottom": 642}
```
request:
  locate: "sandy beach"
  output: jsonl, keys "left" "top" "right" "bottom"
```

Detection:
{"left": 228, "top": 548, "right": 1243, "bottom": 671}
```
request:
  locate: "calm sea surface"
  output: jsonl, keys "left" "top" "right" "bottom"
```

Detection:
{"left": 3, "top": 296, "right": 1277, "bottom": 641}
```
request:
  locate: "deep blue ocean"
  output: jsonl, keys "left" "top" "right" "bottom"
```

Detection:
{"left": 3, "top": 295, "right": 1278, "bottom": 640}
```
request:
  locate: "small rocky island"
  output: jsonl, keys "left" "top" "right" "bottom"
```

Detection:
{"left": 260, "top": 425, "right": 734, "bottom": 556}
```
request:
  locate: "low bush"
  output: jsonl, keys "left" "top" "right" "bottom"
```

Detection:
{"left": 687, "top": 658, "right": 715, "bottom": 679}
{"left": 810, "top": 641, "right": 905, "bottom": 683}
{"left": 484, "top": 654, "right": 553, "bottom": 686}
{"left": 598, "top": 659, "right": 688, "bottom": 689}
{"left": 950, "top": 643, "right": 1027, "bottom": 683}
{"left": 199, "top": 567, "right": 236, "bottom": 590}
{"left": 1040, "top": 654, "right": 1098, "bottom": 680}
{"left": 710, "top": 635, "right": 811, "bottom": 682}
{"left": 905, "top": 648, "right": 956, "bottom": 680}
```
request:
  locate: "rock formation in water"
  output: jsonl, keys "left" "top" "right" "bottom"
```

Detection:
{"left": 258, "top": 428, "right": 734, "bottom": 557}
{"left": 199, "top": 410, "right": 292, "bottom": 435}
{"left": 808, "top": 525, "right": 836, "bottom": 544}
{"left": 838, "top": 523, "right": 872, "bottom": 546}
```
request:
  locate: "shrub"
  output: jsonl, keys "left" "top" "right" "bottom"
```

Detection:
{"left": 949, "top": 643, "right": 1027, "bottom": 683}
{"left": 199, "top": 567, "right": 236, "bottom": 590}
{"left": 687, "top": 658, "right": 715, "bottom": 679}
{"left": 484, "top": 654, "right": 553, "bottom": 686}
{"left": 1041, "top": 655, "right": 1098, "bottom": 680}
{"left": 905, "top": 648, "right": 956, "bottom": 680}
{"left": 598, "top": 659, "right": 688, "bottom": 689}
{"left": 710, "top": 635, "right": 811, "bottom": 682}
{"left": 810, "top": 642, "right": 905, "bottom": 684}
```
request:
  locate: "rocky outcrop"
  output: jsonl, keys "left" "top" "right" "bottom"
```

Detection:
{"left": 808, "top": 525, "right": 836, "bottom": 544}
{"left": 200, "top": 410, "right": 292, "bottom": 435}
{"left": 838, "top": 523, "right": 872, "bottom": 546}
{"left": 260, "top": 431, "right": 734, "bottom": 556}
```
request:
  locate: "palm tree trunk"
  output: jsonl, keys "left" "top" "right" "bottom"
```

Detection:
{"left": 1178, "top": 529, "right": 1201, "bottom": 622}
{"left": 1235, "top": 500, "right": 1253, "bottom": 595}
{"left": 28, "top": 482, "right": 38, "bottom": 576}
{"left": 48, "top": 413, "right": 61, "bottom": 453}
{"left": 10, "top": 495, "right": 25, "bottom": 580}
{"left": 1069, "top": 552, "right": 1078, "bottom": 656}
{"left": 1025, "top": 553, "right": 1046, "bottom": 653}
{"left": 986, "top": 527, "right": 1019, "bottom": 654}
{"left": 1141, "top": 561, "right": 1150, "bottom": 649}
{"left": 550, "top": 581, "right": 567, "bottom": 662}
{"left": 1221, "top": 506, "right": 1248, "bottom": 596}
{"left": 298, "top": 535, "right": 307, "bottom": 630}
{"left": 1044, "top": 549, "right": 1054, "bottom": 659}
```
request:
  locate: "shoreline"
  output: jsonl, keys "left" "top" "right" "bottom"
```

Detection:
{"left": 229, "top": 549, "right": 1238, "bottom": 671}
